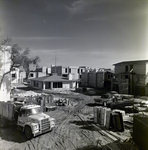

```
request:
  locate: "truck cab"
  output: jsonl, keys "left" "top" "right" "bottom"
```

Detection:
{"left": 17, "top": 104, "right": 55, "bottom": 139}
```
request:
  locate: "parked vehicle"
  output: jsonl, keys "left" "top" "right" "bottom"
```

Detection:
{"left": 94, "top": 91, "right": 122, "bottom": 106}
{"left": 0, "top": 101, "right": 55, "bottom": 139}
{"left": 94, "top": 94, "right": 114, "bottom": 106}
{"left": 108, "top": 91, "right": 122, "bottom": 101}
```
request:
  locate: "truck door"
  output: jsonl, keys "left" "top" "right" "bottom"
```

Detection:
{"left": 17, "top": 109, "right": 27, "bottom": 127}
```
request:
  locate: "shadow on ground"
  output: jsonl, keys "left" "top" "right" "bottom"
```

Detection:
{"left": 86, "top": 103, "right": 99, "bottom": 107}
{"left": 70, "top": 120, "right": 98, "bottom": 131}
{"left": 76, "top": 145, "right": 101, "bottom": 150}
{"left": 0, "top": 124, "right": 28, "bottom": 143}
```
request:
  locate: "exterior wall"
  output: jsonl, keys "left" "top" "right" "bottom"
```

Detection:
{"left": 51, "top": 65, "right": 79, "bottom": 80}
{"left": 19, "top": 71, "right": 26, "bottom": 83}
{"left": 36, "top": 67, "right": 47, "bottom": 73}
{"left": 0, "top": 45, "right": 11, "bottom": 101}
{"left": 47, "top": 67, "right": 51, "bottom": 74}
{"left": 78, "top": 67, "right": 86, "bottom": 75}
{"left": 30, "top": 80, "right": 77, "bottom": 90}
{"left": 51, "top": 66, "right": 62, "bottom": 75}
{"left": 28, "top": 72, "right": 37, "bottom": 79}
{"left": 62, "top": 66, "right": 68, "bottom": 74}
{"left": 69, "top": 66, "right": 78, "bottom": 74}
{"left": 96, "top": 72, "right": 104, "bottom": 88}
{"left": 37, "top": 72, "right": 46, "bottom": 78}
{"left": 81, "top": 72, "right": 88, "bottom": 87}
{"left": 38, "top": 82, "right": 43, "bottom": 89}
{"left": 133, "top": 64, "right": 146, "bottom": 74}
{"left": 11, "top": 67, "right": 26, "bottom": 84}
{"left": 11, "top": 67, "right": 20, "bottom": 84}
{"left": 115, "top": 65, "right": 125, "bottom": 74}
{"left": 88, "top": 72, "right": 96, "bottom": 87}
{"left": 71, "top": 73, "right": 79, "bottom": 80}
{"left": 68, "top": 74, "right": 73, "bottom": 80}
{"left": 70, "top": 82, "right": 76, "bottom": 88}
{"left": 112, "top": 78, "right": 128, "bottom": 94}
{"left": 62, "top": 82, "right": 70, "bottom": 89}
{"left": 81, "top": 69, "right": 114, "bottom": 89}
{"left": 114, "top": 61, "right": 148, "bottom": 95}
{"left": 69, "top": 66, "right": 79, "bottom": 80}
{"left": 115, "top": 63, "right": 146, "bottom": 75}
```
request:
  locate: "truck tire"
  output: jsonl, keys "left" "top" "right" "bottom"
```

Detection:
{"left": 24, "top": 126, "right": 33, "bottom": 139}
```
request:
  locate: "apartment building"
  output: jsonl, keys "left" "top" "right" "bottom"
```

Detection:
{"left": 51, "top": 65, "right": 79, "bottom": 80}
{"left": 81, "top": 68, "right": 114, "bottom": 89}
{"left": 28, "top": 66, "right": 48, "bottom": 81}
{"left": 113, "top": 60, "right": 148, "bottom": 96}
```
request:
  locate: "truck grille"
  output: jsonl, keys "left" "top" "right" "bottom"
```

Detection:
{"left": 41, "top": 118, "right": 50, "bottom": 131}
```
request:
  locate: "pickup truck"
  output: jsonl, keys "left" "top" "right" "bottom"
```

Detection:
{"left": 94, "top": 91, "right": 122, "bottom": 106}
{"left": 0, "top": 101, "right": 55, "bottom": 139}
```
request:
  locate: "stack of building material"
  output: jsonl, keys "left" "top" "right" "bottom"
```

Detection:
{"left": 113, "top": 109, "right": 125, "bottom": 117}
{"left": 105, "top": 108, "right": 112, "bottom": 129}
{"left": 94, "top": 106, "right": 112, "bottom": 128}
{"left": 94, "top": 107, "right": 125, "bottom": 131}
{"left": 110, "top": 112, "right": 124, "bottom": 132}
{"left": 100, "top": 107, "right": 106, "bottom": 126}
{"left": 94, "top": 106, "right": 102, "bottom": 124}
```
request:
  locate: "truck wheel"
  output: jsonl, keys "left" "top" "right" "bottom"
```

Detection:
{"left": 25, "top": 126, "right": 33, "bottom": 139}
{"left": 103, "top": 102, "right": 107, "bottom": 107}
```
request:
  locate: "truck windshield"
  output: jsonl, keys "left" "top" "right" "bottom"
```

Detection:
{"left": 26, "top": 107, "right": 42, "bottom": 116}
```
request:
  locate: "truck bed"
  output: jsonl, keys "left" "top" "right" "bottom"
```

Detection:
{"left": 0, "top": 101, "right": 15, "bottom": 121}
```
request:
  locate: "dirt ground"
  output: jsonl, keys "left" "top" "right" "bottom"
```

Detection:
{"left": 0, "top": 89, "right": 131, "bottom": 150}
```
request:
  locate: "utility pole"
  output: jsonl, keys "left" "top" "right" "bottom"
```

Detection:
{"left": 55, "top": 52, "right": 56, "bottom": 73}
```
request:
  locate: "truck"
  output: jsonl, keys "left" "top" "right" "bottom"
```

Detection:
{"left": 94, "top": 91, "right": 123, "bottom": 107}
{"left": 0, "top": 101, "right": 55, "bottom": 139}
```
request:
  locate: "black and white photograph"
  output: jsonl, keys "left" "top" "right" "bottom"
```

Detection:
{"left": 0, "top": 0, "right": 148, "bottom": 149}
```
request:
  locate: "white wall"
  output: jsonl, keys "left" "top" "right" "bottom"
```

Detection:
{"left": 63, "top": 83, "right": 70, "bottom": 89}
{"left": 115, "top": 63, "right": 147, "bottom": 75}
{"left": 11, "top": 68, "right": 19, "bottom": 84}
{"left": 37, "top": 72, "right": 46, "bottom": 78}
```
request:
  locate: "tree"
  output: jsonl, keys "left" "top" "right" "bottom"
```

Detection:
{"left": 0, "top": 38, "right": 40, "bottom": 87}
{"left": 11, "top": 44, "right": 40, "bottom": 79}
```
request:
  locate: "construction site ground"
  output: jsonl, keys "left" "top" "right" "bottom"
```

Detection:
{"left": 0, "top": 87, "right": 132, "bottom": 150}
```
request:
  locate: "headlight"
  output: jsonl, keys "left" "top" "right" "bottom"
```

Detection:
{"left": 32, "top": 123, "right": 39, "bottom": 130}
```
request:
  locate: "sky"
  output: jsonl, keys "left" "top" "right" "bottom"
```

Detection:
{"left": 0, "top": 0, "right": 148, "bottom": 69}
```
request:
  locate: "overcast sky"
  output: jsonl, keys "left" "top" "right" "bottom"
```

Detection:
{"left": 0, "top": 0, "right": 148, "bottom": 69}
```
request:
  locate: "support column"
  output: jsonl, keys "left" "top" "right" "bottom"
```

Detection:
{"left": 51, "top": 82, "right": 53, "bottom": 89}
{"left": 76, "top": 82, "right": 79, "bottom": 88}
{"left": 43, "top": 82, "right": 45, "bottom": 90}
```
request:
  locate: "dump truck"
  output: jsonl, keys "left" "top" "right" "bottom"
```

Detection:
{"left": 0, "top": 101, "right": 55, "bottom": 139}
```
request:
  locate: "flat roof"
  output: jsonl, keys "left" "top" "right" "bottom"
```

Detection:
{"left": 113, "top": 60, "right": 148, "bottom": 65}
